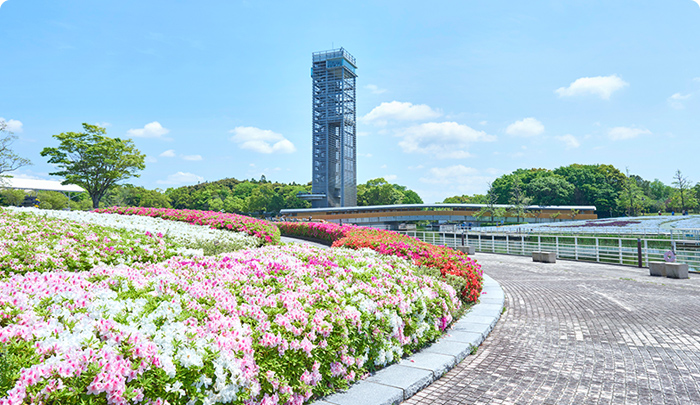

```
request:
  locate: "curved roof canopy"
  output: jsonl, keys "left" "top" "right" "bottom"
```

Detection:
{"left": 2, "top": 177, "right": 85, "bottom": 193}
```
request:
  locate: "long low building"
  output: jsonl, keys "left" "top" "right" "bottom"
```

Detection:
{"left": 280, "top": 203, "right": 597, "bottom": 229}
{"left": 2, "top": 177, "right": 85, "bottom": 194}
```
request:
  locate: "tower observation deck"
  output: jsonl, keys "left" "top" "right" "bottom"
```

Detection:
{"left": 309, "top": 48, "right": 357, "bottom": 208}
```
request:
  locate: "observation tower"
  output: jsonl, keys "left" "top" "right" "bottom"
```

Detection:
{"left": 306, "top": 47, "right": 357, "bottom": 208}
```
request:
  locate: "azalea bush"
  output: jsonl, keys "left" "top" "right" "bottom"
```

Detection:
{"left": 95, "top": 207, "right": 280, "bottom": 245}
{"left": 276, "top": 222, "right": 483, "bottom": 303}
{"left": 0, "top": 245, "right": 460, "bottom": 405}
{"left": 7, "top": 207, "right": 260, "bottom": 256}
{"left": 0, "top": 210, "right": 178, "bottom": 275}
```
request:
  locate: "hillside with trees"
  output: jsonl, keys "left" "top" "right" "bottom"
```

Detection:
{"left": 443, "top": 164, "right": 700, "bottom": 218}
{"left": 357, "top": 178, "right": 423, "bottom": 206}
{"left": 1, "top": 176, "right": 425, "bottom": 216}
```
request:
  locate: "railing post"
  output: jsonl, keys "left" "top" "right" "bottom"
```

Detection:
{"left": 492, "top": 234, "right": 495, "bottom": 252}
{"left": 644, "top": 239, "right": 648, "bottom": 267}
{"left": 506, "top": 234, "right": 509, "bottom": 254}
{"left": 574, "top": 236, "right": 578, "bottom": 260}
{"left": 538, "top": 235, "right": 541, "bottom": 251}
{"left": 619, "top": 238, "right": 623, "bottom": 264}
{"left": 637, "top": 238, "right": 642, "bottom": 268}
{"left": 555, "top": 236, "right": 559, "bottom": 257}
{"left": 478, "top": 233, "right": 482, "bottom": 250}
{"left": 595, "top": 238, "right": 599, "bottom": 262}
{"left": 521, "top": 235, "right": 525, "bottom": 255}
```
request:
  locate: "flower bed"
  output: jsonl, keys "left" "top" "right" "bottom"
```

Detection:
{"left": 0, "top": 245, "right": 460, "bottom": 405}
{"left": 276, "top": 222, "right": 483, "bottom": 303}
{"left": 6, "top": 207, "right": 260, "bottom": 256}
{"left": 0, "top": 210, "right": 178, "bottom": 275}
{"left": 94, "top": 207, "right": 280, "bottom": 245}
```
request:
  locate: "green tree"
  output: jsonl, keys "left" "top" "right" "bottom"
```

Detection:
{"left": 223, "top": 195, "right": 247, "bottom": 213}
{"left": 443, "top": 194, "right": 487, "bottom": 204}
{"left": 668, "top": 192, "right": 698, "bottom": 213}
{"left": 37, "top": 191, "right": 69, "bottom": 210}
{"left": 0, "top": 120, "right": 32, "bottom": 183}
{"left": 616, "top": 171, "right": 645, "bottom": 217}
{"left": 247, "top": 184, "right": 275, "bottom": 214}
{"left": 526, "top": 175, "right": 574, "bottom": 206}
{"left": 553, "top": 164, "right": 625, "bottom": 216}
{"left": 672, "top": 169, "right": 692, "bottom": 213}
{"left": 0, "top": 189, "right": 25, "bottom": 206}
{"left": 493, "top": 206, "right": 507, "bottom": 224}
{"left": 401, "top": 189, "right": 423, "bottom": 204}
{"left": 569, "top": 209, "right": 580, "bottom": 221}
{"left": 166, "top": 187, "right": 194, "bottom": 209}
{"left": 485, "top": 182, "right": 498, "bottom": 223}
{"left": 357, "top": 178, "right": 418, "bottom": 206}
{"left": 509, "top": 177, "right": 532, "bottom": 223}
{"left": 40, "top": 124, "right": 146, "bottom": 208}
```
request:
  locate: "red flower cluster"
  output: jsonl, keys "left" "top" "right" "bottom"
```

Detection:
{"left": 276, "top": 222, "right": 483, "bottom": 302}
{"left": 94, "top": 207, "right": 281, "bottom": 244}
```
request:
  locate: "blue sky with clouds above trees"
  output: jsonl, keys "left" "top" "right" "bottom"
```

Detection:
{"left": 1, "top": 0, "right": 699, "bottom": 203}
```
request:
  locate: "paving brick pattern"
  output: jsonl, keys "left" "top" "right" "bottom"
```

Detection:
{"left": 404, "top": 253, "right": 700, "bottom": 405}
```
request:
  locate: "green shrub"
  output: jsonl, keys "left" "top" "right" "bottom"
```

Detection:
{"left": 0, "top": 189, "right": 25, "bottom": 206}
{"left": 37, "top": 191, "right": 69, "bottom": 210}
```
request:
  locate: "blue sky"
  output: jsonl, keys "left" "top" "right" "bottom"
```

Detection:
{"left": 1, "top": 0, "right": 699, "bottom": 204}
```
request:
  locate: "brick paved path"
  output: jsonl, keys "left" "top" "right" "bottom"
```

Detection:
{"left": 404, "top": 253, "right": 700, "bottom": 405}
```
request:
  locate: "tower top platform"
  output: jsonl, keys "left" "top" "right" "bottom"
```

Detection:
{"left": 312, "top": 48, "right": 357, "bottom": 67}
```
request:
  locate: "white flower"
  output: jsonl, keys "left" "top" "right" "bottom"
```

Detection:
{"left": 177, "top": 347, "right": 203, "bottom": 369}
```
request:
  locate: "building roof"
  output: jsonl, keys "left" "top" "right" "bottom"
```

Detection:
{"left": 2, "top": 177, "right": 86, "bottom": 193}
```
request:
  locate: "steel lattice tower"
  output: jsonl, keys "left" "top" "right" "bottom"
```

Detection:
{"left": 310, "top": 48, "right": 357, "bottom": 208}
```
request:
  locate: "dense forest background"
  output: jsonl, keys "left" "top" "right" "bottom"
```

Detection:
{"left": 443, "top": 164, "right": 699, "bottom": 218}
{"left": 2, "top": 164, "right": 698, "bottom": 218}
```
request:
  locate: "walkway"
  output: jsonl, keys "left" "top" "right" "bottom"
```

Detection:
{"left": 404, "top": 253, "right": 700, "bottom": 405}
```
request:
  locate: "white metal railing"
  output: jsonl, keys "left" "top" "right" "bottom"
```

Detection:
{"left": 400, "top": 231, "right": 700, "bottom": 272}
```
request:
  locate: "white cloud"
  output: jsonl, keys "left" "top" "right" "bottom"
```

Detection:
{"left": 229, "top": 126, "right": 296, "bottom": 154}
{"left": 0, "top": 118, "right": 23, "bottom": 133}
{"left": 505, "top": 117, "right": 544, "bottom": 137}
{"left": 693, "top": 0, "right": 700, "bottom": 8}
{"left": 145, "top": 156, "right": 157, "bottom": 163}
{"left": 555, "top": 134, "right": 581, "bottom": 149}
{"left": 365, "top": 84, "right": 387, "bottom": 94}
{"left": 608, "top": 126, "right": 651, "bottom": 141}
{"left": 96, "top": 122, "right": 111, "bottom": 128}
{"left": 668, "top": 93, "right": 691, "bottom": 109}
{"left": 694, "top": 77, "right": 700, "bottom": 82}
{"left": 156, "top": 171, "right": 204, "bottom": 185}
{"left": 0, "top": 1, "right": 9, "bottom": 9}
{"left": 397, "top": 122, "right": 496, "bottom": 159}
{"left": 419, "top": 165, "right": 502, "bottom": 201}
{"left": 479, "top": 121, "right": 488, "bottom": 126}
{"left": 362, "top": 101, "right": 442, "bottom": 126}
{"left": 182, "top": 154, "right": 203, "bottom": 161}
{"left": 555, "top": 75, "right": 629, "bottom": 100}
{"left": 358, "top": 153, "right": 373, "bottom": 158}
{"left": 7, "top": 172, "right": 43, "bottom": 180}
{"left": 420, "top": 165, "right": 479, "bottom": 184}
{"left": 159, "top": 149, "right": 176, "bottom": 157}
{"left": 127, "top": 121, "right": 170, "bottom": 139}
{"left": 384, "top": 174, "right": 398, "bottom": 182}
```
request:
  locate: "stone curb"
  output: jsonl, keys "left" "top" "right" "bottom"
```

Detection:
{"left": 311, "top": 274, "right": 505, "bottom": 405}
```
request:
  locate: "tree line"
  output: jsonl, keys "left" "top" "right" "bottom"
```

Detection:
{"left": 1, "top": 122, "right": 697, "bottom": 218}
{"left": 443, "top": 164, "right": 700, "bottom": 218}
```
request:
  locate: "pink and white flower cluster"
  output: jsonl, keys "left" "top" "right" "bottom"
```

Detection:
{"left": 1, "top": 242, "right": 460, "bottom": 404}
{"left": 0, "top": 210, "right": 177, "bottom": 274}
